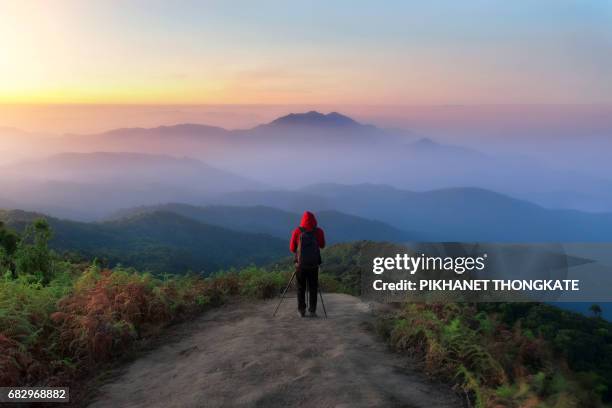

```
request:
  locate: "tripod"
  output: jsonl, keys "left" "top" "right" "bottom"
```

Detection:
{"left": 272, "top": 267, "right": 328, "bottom": 318}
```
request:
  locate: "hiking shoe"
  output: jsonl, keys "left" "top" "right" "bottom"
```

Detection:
{"left": 308, "top": 311, "right": 318, "bottom": 318}
{"left": 297, "top": 310, "right": 305, "bottom": 318}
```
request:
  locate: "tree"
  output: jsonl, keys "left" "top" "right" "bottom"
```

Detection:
{"left": 14, "top": 218, "right": 54, "bottom": 283}
{"left": 589, "top": 304, "right": 603, "bottom": 319}
{"left": 0, "top": 221, "right": 19, "bottom": 278}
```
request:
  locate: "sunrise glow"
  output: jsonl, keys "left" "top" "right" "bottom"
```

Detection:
{"left": 1, "top": 0, "right": 611, "bottom": 106}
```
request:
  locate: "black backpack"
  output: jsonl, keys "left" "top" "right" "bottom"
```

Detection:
{"left": 296, "top": 227, "right": 321, "bottom": 267}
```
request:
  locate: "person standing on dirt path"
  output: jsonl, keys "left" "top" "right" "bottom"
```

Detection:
{"left": 289, "top": 211, "right": 326, "bottom": 318}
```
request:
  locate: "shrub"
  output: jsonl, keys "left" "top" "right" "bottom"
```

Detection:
{"left": 380, "top": 302, "right": 606, "bottom": 407}
{"left": 0, "top": 262, "right": 232, "bottom": 387}
{"left": 14, "top": 219, "right": 54, "bottom": 284}
{"left": 238, "top": 267, "right": 286, "bottom": 299}
{"left": 0, "top": 265, "right": 74, "bottom": 386}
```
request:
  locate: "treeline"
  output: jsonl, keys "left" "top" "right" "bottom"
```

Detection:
{"left": 1, "top": 210, "right": 287, "bottom": 275}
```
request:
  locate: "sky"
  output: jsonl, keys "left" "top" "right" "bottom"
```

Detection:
{"left": 1, "top": 0, "right": 611, "bottom": 106}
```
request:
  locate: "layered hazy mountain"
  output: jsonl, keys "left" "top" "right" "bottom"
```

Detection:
{"left": 2, "top": 111, "right": 612, "bottom": 222}
{"left": 109, "top": 203, "right": 417, "bottom": 243}
{"left": 0, "top": 152, "right": 261, "bottom": 219}
{"left": 4, "top": 110, "right": 611, "bottom": 212}
{"left": 218, "top": 183, "right": 612, "bottom": 242}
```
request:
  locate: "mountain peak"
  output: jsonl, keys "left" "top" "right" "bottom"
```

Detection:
{"left": 269, "top": 111, "right": 359, "bottom": 127}
{"left": 412, "top": 137, "right": 439, "bottom": 148}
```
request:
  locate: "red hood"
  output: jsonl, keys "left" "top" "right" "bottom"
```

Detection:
{"left": 299, "top": 211, "right": 317, "bottom": 230}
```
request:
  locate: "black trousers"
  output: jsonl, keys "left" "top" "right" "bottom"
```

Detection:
{"left": 296, "top": 265, "right": 318, "bottom": 313}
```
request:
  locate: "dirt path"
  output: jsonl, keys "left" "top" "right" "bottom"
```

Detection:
{"left": 89, "top": 294, "right": 462, "bottom": 408}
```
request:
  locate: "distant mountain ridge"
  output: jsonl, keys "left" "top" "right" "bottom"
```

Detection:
{"left": 267, "top": 111, "right": 362, "bottom": 128}
{"left": 0, "top": 209, "right": 286, "bottom": 274}
{"left": 98, "top": 123, "right": 228, "bottom": 138}
{"left": 217, "top": 183, "right": 612, "bottom": 242}
{"left": 93, "top": 111, "right": 372, "bottom": 135}
{"left": 109, "top": 203, "right": 418, "bottom": 242}
{"left": 5, "top": 110, "right": 612, "bottom": 213}
{"left": 0, "top": 152, "right": 264, "bottom": 219}
{"left": 4, "top": 151, "right": 254, "bottom": 186}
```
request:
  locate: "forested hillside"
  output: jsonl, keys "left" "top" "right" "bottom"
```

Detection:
{"left": 0, "top": 210, "right": 286, "bottom": 274}
{"left": 110, "top": 203, "right": 417, "bottom": 242}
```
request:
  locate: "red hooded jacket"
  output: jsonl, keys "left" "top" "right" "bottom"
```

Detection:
{"left": 290, "top": 211, "right": 326, "bottom": 253}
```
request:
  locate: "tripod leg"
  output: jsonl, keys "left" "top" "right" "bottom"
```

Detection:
{"left": 318, "top": 287, "right": 328, "bottom": 319}
{"left": 305, "top": 279, "right": 309, "bottom": 310}
{"left": 273, "top": 270, "right": 296, "bottom": 317}
{"left": 317, "top": 266, "right": 328, "bottom": 318}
